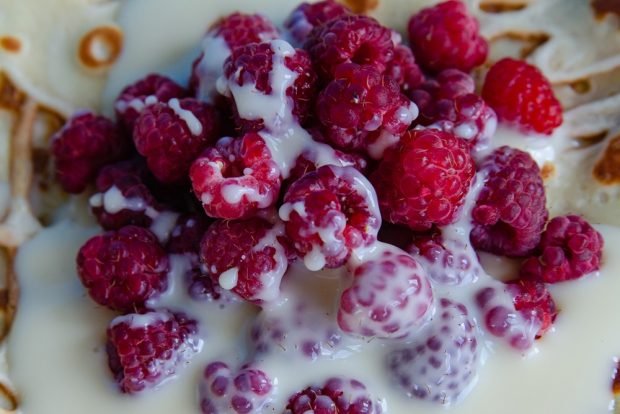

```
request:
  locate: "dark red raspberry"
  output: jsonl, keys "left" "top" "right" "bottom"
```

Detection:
{"left": 190, "top": 134, "right": 281, "bottom": 219}
{"left": 410, "top": 69, "right": 496, "bottom": 151}
{"left": 520, "top": 215, "right": 604, "bottom": 283}
{"left": 106, "top": 310, "right": 199, "bottom": 393}
{"left": 199, "top": 218, "right": 288, "bottom": 303}
{"left": 52, "top": 112, "right": 129, "bottom": 194}
{"left": 304, "top": 15, "right": 394, "bottom": 79}
{"left": 385, "top": 44, "right": 425, "bottom": 94}
{"left": 482, "top": 58, "right": 562, "bottom": 135}
{"left": 77, "top": 226, "right": 169, "bottom": 312}
{"left": 508, "top": 279, "right": 558, "bottom": 338}
{"left": 285, "top": 377, "right": 379, "bottom": 414}
{"left": 387, "top": 299, "right": 480, "bottom": 406}
{"left": 115, "top": 74, "right": 187, "bottom": 130}
{"left": 167, "top": 212, "right": 211, "bottom": 255}
{"left": 471, "top": 146, "right": 548, "bottom": 257}
{"left": 339, "top": 244, "right": 434, "bottom": 338}
{"left": 284, "top": 0, "right": 351, "bottom": 44}
{"left": 315, "top": 63, "right": 417, "bottom": 158}
{"left": 371, "top": 129, "right": 475, "bottom": 231}
{"left": 221, "top": 40, "right": 317, "bottom": 132}
{"left": 133, "top": 98, "right": 221, "bottom": 183}
{"left": 407, "top": 0, "right": 488, "bottom": 73}
{"left": 199, "top": 362, "right": 273, "bottom": 414}
{"left": 280, "top": 165, "right": 381, "bottom": 270}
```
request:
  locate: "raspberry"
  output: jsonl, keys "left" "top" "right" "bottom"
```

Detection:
{"left": 77, "top": 226, "right": 169, "bottom": 312}
{"left": 285, "top": 377, "right": 380, "bottom": 414}
{"left": 106, "top": 310, "right": 199, "bottom": 393}
{"left": 52, "top": 112, "right": 129, "bottom": 194}
{"left": 133, "top": 98, "right": 221, "bottom": 183}
{"left": 304, "top": 15, "right": 394, "bottom": 79}
{"left": 199, "top": 362, "right": 274, "bottom": 414}
{"left": 407, "top": 230, "right": 481, "bottom": 286}
{"left": 508, "top": 279, "right": 558, "bottom": 338}
{"left": 410, "top": 70, "right": 496, "bottom": 151}
{"left": 315, "top": 63, "right": 417, "bottom": 158}
{"left": 280, "top": 165, "right": 381, "bottom": 271}
{"left": 284, "top": 0, "right": 351, "bottom": 44}
{"left": 471, "top": 146, "right": 548, "bottom": 257}
{"left": 520, "top": 215, "right": 604, "bottom": 283}
{"left": 166, "top": 212, "right": 211, "bottom": 255}
{"left": 190, "top": 13, "right": 280, "bottom": 101}
{"left": 221, "top": 40, "right": 317, "bottom": 132}
{"left": 199, "top": 218, "right": 288, "bottom": 303}
{"left": 371, "top": 129, "right": 475, "bottom": 231}
{"left": 115, "top": 74, "right": 187, "bottom": 130}
{"left": 385, "top": 44, "right": 425, "bottom": 94}
{"left": 482, "top": 58, "right": 562, "bottom": 135}
{"left": 90, "top": 160, "right": 164, "bottom": 230}
{"left": 387, "top": 299, "right": 480, "bottom": 406}
{"left": 338, "top": 244, "right": 434, "bottom": 339}
{"left": 190, "top": 134, "right": 281, "bottom": 219}
{"left": 407, "top": 0, "right": 488, "bottom": 73}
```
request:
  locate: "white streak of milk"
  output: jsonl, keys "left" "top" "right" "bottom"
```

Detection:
{"left": 168, "top": 98, "right": 203, "bottom": 136}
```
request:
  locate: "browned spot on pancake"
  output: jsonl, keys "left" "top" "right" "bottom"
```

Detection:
{"left": 569, "top": 79, "right": 592, "bottom": 94}
{"left": 612, "top": 359, "right": 620, "bottom": 395}
{"left": 576, "top": 130, "right": 609, "bottom": 148}
{"left": 78, "top": 25, "right": 123, "bottom": 70}
{"left": 489, "top": 32, "right": 550, "bottom": 59}
{"left": 593, "top": 135, "right": 620, "bottom": 184}
{"left": 541, "top": 162, "right": 555, "bottom": 180}
{"left": 0, "top": 36, "right": 21, "bottom": 53}
{"left": 342, "top": 0, "right": 379, "bottom": 13}
{"left": 0, "top": 72, "right": 25, "bottom": 111}
{"left": 479, "top": 1, "right": 527, "bottom": 13}
{"left": 592, "top": 0, "right": 620, "bottom": 19}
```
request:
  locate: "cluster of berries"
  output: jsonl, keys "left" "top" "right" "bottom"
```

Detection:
{"left": 50, "top": 0, "right": 602, "bottom": 412}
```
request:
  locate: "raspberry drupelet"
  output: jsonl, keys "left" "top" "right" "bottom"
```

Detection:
{"left": 407, "top": 0, "right": 488, "bottom": 73}
{"left": 371, "top": 129, "right": 475, "bottom": 231}
{"left": 280, "top": 165, "right": 381, "bottom": 271}
{"left": 508, "top": 278, "right": 558, "bottom": 338}
{"left": 482, "top": 58, "right": 562, "bottom": 135}
{"left": 133, "top": 98, "right": 221, "bottom": 183}
{"left": 52, "top": 112, "right": 130, "bottom": 194}
{"left": 77, "top": 225, "right": 169, "bottom": 312}
{"left": 114, "top": 73, "right": 188, "bottom": 131}
{"left": 190, "top": 134, "right": 281, "bottom": 220}
{"left": 520, "top": 215, "right": 604, "bottom": 283}
{"left": 284, "top": 0, "right": 351, "bottom": 45}
{"left": 471, "top": 146, "right": 548, "bottom": 257}
{"left": 106, "top": 310, "right": 200, "bottom": 393}
{"left": 199, "top": 217, "right": 289, "bottom": 303}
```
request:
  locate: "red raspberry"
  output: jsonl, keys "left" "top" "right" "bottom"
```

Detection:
{"left": 190, "top": 13, "right": 280, "bottom": 101}
{"left": 106, "top": 310, "right": 199, "bottom": 393}
{"left": 407, "top": 0, "right": 488, "bottom": 73}
{"left": 315, "top": 63, "right": 417, "bottom": 158}
{"left": 508, "top": 279, "right": 558, "bottom": 338}
{"left": 133, "top": 98, "right": 221, "bottom": 183}
{"left": 520, "top": 215, "right": 604, "bottom": 283}
{"left": 77, "top": 226, "right": 169, "bottom": 312}
{"left": 90, "top": 160, "right": 164, "bottom": 230}
{"left": 285, "top": 377, "right": 380, "bottom": 414}
{"left": 280, "top": 165, "right": 381, "bottom": 270}
{"left": 115, "top": 74, "right": 187, "bottom": 130}
{"left": 482, "top": 58, "right": 562, "bottom": 135}
{"left": 190, "top": 134, "right": 281, "bottom": 220}
{"left": 199, "top": 362, "right": 273, "bottom": 414}
{"left": 221, "top": 40, "right": 317, "bottom": 132}
{"left": 387, "top": 299, "right": 480, "bottom": 405}
{"left": 471, "top": 146, "right": 548, "bottom": 257}
{"left": 52, "top": 112, "right": 129, "bottom": 193}
{"left": 385, "top": 44, "right": 425, "bottom": 94}
{"left": 338, "top": 244, "right": 434, "bottom": 338}
{"left": 304, "top": 15, "right": 394, "bottom": 79}
{"left": 371, "top": 129, "right": 475, "bottom": 231}
{"left": 410, "top": 69, "right": 496, "bottom": 151}
{"left": 199, "top": 218, "right": 288, "bottom": 303}
{"left": 166, "top": 212, "right": 211, "bottom": 255}
{"left": 284, "top": 0, "right": 351, "bottom": 44}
